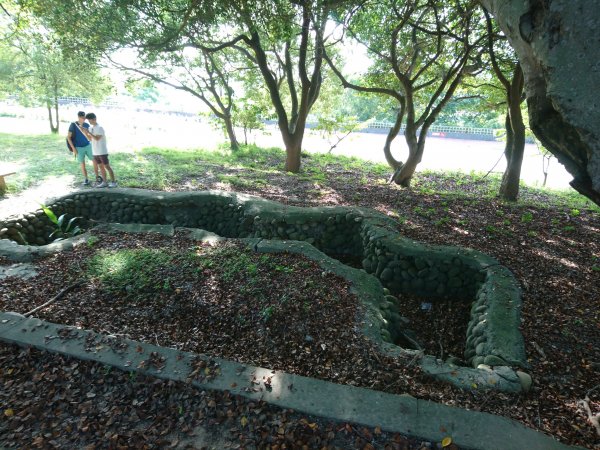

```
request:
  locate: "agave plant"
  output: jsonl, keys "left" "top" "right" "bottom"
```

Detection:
{"left": 41, "top": 204, "right": 83, "bottom": 241}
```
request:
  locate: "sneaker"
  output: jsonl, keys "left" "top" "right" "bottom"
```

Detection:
{"left": 96, "top": 175, "right": 104, "bottom": 183}
{"left": 108, "top": 181, "right": 118, "bottom": 188}
{"left": 82, "top": 179, "right": 90, "bottom": 186}
{"left": 97, "top": 181, "right": 108, "bottom": 188}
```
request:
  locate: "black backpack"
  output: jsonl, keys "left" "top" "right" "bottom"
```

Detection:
{"left": 66, "top": 122, "right": 78, "bottom": 152}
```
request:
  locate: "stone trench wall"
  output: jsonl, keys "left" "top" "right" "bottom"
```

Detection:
{"left": 0, "top": 189, "right": 527, "bottom": 371}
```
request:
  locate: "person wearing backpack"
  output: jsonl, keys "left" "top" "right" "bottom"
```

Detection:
{"left": 67, "top": 111, "right": 99, "bottom": 186}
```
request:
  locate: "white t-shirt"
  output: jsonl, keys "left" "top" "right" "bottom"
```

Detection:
{"left": 89, "top": 124, "right": 108, "bottom": 155}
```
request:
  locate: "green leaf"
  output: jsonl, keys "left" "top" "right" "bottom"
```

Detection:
{"left": 65, "top": 216, "right": 81, "bottom": 232}
{"left": 57, "top": 214, "right": 66, "bottom": 229}
{"left": 41, "top": 204, "right": 58, "bottom": 225}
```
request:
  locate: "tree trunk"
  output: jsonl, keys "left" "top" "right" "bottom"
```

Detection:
{"left": 392, "top": 138, "right": 424, "bottom": 187}
{"left": 223, "top": 114, "right": 239, "bottom": 151}
{"left": 47, "top": 104, "right": 58, "bottom": 134}
{"left": 284, "top": 133, "right": 303, "bottom": 173}
{"left": 54, "top": 96, "right": 60, "bottom": 133}
{"left": 481, "top": 0, "right": 600, "bottom": 206}
{"left": 500, "top": 112, "right": 515, "bottom": 196}
{"left": 500, "top": 117, "right": 526, "bottom": 201}
{"left": 500, "top": 66, "right": 526, "bottom": 201}
{"left": 501, "top": 111, "right": 514, "bottom": 177}
{"left": 390, "top": 112, "right": 425, "bottom": 187}
{"left": 383, "top": 110, "right": 404, "bottom": 170}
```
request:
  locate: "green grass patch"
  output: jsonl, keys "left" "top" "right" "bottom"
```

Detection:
{"left": 0, "top": 133, "right": 77, "bottom": 194}
{"left": 0, "top": 131, "right": 598, "bottom": 213}
{"left": 86, "top": 248, "right": 197, "bottom": 296}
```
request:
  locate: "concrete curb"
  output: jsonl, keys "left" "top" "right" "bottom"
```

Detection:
{"left": 0, "top": 312, "right": 578, "bottom": 450}
{"left": 0, "top": 188, "right": 529, "bottom": 372}
{"left": 0, "top": 223, "right": 528, "bottom": 393}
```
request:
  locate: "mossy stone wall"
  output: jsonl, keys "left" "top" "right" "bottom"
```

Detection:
{"left": 0, "top": 189, "right": 527, "bottom": 370}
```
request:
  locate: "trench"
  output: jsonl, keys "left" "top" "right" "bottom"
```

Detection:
{"left": 0, "top": 189, "right": 527, "bottom": 371}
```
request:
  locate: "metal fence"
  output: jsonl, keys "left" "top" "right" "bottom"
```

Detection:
{"left": 364, "top": 121, "right": 495, "bottom": 137}
{"left": 299, "top": 120, "right": 500, "bottom": 141}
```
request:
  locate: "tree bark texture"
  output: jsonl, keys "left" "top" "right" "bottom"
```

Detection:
{"left": 393, "top": 139, "right": 425, "bottom": 187}
{"left": 284, "top": 135, "right": 303, "bottom": 173}
{"left": 481, "top": 0, "right": 600, "bottom": 206}
{"left": 47, "top": 104, "right": 58, "bottom": 134}
{"left": 223, "top": 114, "right": 239, "bottom": 151}
{"left": 500, "top": 66, "right": 526, "bottom": 201}
{"left": 500, "top": 111, "right": 526, "bottom": 201}
{"left": 54, "top": 93, "right": 59, "bottom": 134}
{"left": 383, "top": 108, "right": 404, "bottom": 171}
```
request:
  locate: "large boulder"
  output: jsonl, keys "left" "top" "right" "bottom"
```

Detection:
{"left": 481, "top": 0, "right": 600, "bottom": 206}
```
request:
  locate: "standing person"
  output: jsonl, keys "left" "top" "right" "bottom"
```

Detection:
{"left": 79, "top": 113, "right": 117, "bottom": 188}
{"left": 67, "top": 111, "right": 99, "bottom": 186}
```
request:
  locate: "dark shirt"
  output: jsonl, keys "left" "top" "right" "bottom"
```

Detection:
{"left": 68, "top": 122, "right": 90, "bottom": 148}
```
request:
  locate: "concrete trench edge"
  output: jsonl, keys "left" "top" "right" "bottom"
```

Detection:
{"left": 0, "top": 312, "right": 579, "bottom": 450}
{"left": 0, "top": 187, "right": 529, "bottom": 373}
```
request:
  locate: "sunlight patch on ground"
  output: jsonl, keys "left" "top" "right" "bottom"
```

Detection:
{"left": 532, "top": 248, "right": 580, "bottom": 269}
{"left": 214, "top": 182, "right": 234, "bottom": 191}
{"left": 450, "top": 226, "right": 470, "bottom": 235}
{"left": 0, "top": 174, "right": 77, "bottom": 220}
{"left": 582, "top": 224, "right": 600, "bottom": 234}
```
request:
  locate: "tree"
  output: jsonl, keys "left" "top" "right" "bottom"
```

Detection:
{"left": 434, "top": 95, "right": 503, "bottom": 128}
{"left": 326, "top": 0, "right": 485, "bottom": 186}
{"left": 125, "top": 79, "right": 160, "bottom": 103}
{"left": 0, "top": 4, "right": 110, "bottom": 133}
{"left": 223, "top": 0, "right": 329, "bottom": 172}
{"left": 483, "top": 8, "right": 525, "bottom": 201}
{"left": 480, "top": 0, "right": 600, "bottom": 207}
{"left": 339, "top": 87, "right": 397, "bottom": 122}
{"left": 110, "top": 47, "right": 244, "bottom": 151}
{"left": 231, "top": 69, "right": 271, "bottom": 146}
{"left": 24, "top": 0, "right": 333, "bottom": 172}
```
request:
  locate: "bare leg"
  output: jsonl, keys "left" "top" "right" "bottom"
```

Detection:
{"left": 80, "top": 162, "right": 88, "bottom": 179}
{"left": 104, "top": 164, "right": 115, "bottom": 182}
{"left": 99, "top": 164, "right": 107, "bottom": 182}
{"left": 92, "top": 159, "right": 99, "bottom": 178}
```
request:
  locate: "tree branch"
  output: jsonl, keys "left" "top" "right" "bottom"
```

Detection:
{"left": 323, "top": 51, "right": 404, "bottom": 102}
{"left": 484, "top": 8, "right": 510, "bottom": 91}
{"left": 0, "top": 2, "right": 12, "bottom": 17}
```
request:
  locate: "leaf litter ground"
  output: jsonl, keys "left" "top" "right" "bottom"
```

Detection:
{"left": 1, "top": 230, "right": 443, "bottom": 449}
{"left": 0, "top": 345, "right": 432, "bottom": 449}
{"left": 1, "top": 160, "right": 599, "bottom": 448}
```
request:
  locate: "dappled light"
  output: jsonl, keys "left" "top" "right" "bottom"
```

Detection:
{"left": 531, "top": 248, "right": 580, "bottom": 270}
{"left": 0, "top": 173, "right": 76, "bottom": 218}
{"left": 0, "top": 0, "right": 599, "bottom": 444}
{"left": 450, "top": 226, "right": 470, "bottom": 236}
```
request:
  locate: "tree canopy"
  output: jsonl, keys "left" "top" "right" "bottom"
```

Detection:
{"left": 0, "top": 1, "right": 111, "bottom": 132}
{"left": 5, "top": 0, "right": 600, "bottom": 205}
